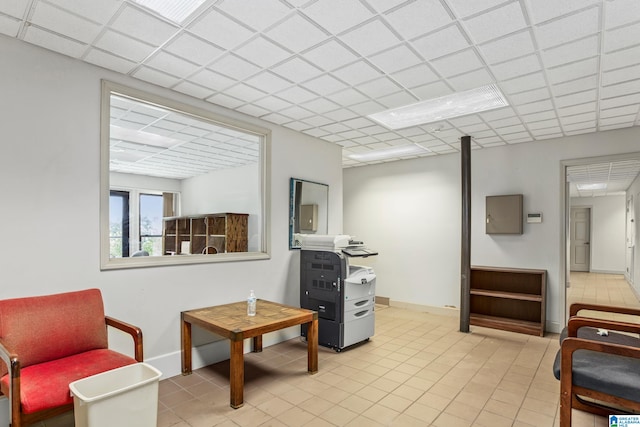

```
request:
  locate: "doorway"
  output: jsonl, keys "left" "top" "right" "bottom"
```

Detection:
{"left": 570, "top": 207, "right": 591, "bottom": 272}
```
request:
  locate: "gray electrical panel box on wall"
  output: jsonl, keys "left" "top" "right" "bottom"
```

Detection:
{"left": 486, "top": 194, "right": 523, "bottom": 235}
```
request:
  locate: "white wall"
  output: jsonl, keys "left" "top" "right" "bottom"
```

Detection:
{"left": 571, "top": 195, "right": 626, "bottom": 274}
{"left": 629, "top": 173, "right": 640, "bottom": 290}
{"left": 0, "top": 33, "right": 342, "bottom": 399}
{"left": 344, "top": 127, "right": 640, "bottom": 333}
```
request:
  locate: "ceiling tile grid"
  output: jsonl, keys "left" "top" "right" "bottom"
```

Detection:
{"left": 2, "top": 0, "right": 640, "bottom": 175}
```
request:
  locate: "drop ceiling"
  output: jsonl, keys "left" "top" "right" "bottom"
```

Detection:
{"left": 2, "top": 0, "right": 640, "bottom": 192}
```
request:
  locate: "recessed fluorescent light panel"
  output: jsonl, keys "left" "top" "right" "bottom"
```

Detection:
{"left": 132, "top": 0, "right": 206, "bottom": 23}
{"left": 348, "top": 144, "right": 430, "bottom": 162}
{"left": 368, "top": 84, "right": 508, "bottom": 130}
{"left": 576, "top": 183, "right": 607, "bottom": 191}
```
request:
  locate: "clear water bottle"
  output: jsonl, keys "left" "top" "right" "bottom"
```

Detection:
{"left": 247, "top": 290, "right": 257, "bottom": 316}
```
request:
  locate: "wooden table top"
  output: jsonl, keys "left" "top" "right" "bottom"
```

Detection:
{"left": 182, "top": 299, "right": 317, "bottom": 341}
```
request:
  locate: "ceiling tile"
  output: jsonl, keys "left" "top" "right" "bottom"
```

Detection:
{"left": 232, "top": 36, "right": 292, "bottom": 68}
{"left": 0, "top": 15, "right": 20, "bottom": 37}
{"left": 86, "top": 48, "right": 138, "bottom": 74}
{"left": 145, "top": 51, "right": 200, "bottom": 77}
{"left": 447, "top": 68, "right": 494, "bottom": 91}
{"left": 30, "top": 1, "right": 102, "bottom": 44}
{"left": 546, "top": 57, "right": 598, "bottom": 84}
{"left": 324, "top": 108, "right": 359, "bottom": 121}
{"left": 236, "top": 104, "right": 270, "bottom": 117}
{"left": 411, "top": 24, "right": 470, "bottom": 61}
{"left": 600, "top": 105, "right": 640, "bottom": 119}
{"left": 206, "top": 93, "right": 245, "bottom": 109}
{"left": 300, "top": 97, "right": 340, "bottom": 114}
{"left": 355, "top": 77, "right": 402, "bottom": 98}
{"left": 277, "top": 105, "right": 315, "bottom": 120}
{"left": 552, "top": 75, "right": 598, "bottom": 97}
{"left": 172, "top": 81, "right": 214, "bottom": 99}
{"left": 604, "top": 0, "right": 640, "bottom": 28}
{"left": 558, "top": 102, "right": 597, "bottom": 117}
{"left": 164, "top": 33, "right": 224, "bottom": 66}
{"left": 528, "top": 0, "right": 600, "bottom": 23}
{"left": 303, "top": 39, "right": 359, "bottom": 71}
{"left": 47, "top": 0, "right": 123, "bottom": 24}
{"left": 601, "top": 93, "right": 640, "bottom": 109}
{"left": 463, "top": 1, "right": 527, "bottom": 44}
{"left": 132, "top": 65, "right": 182, "bottom": 87}
{"left": 111, "top": 5, "right": 178, "bottom": 46}
{"left": 514, "top": 99, "right": 554, "bottom": 115}
{"left": 535, "top": 7, "right": 600, "bottom": 50}
{"left": 244, "top": 71, "right": 293, "bottom": 93}
{"left": 384, "top": 0, "right": 453, "bottom": 40}
{"left": 377, "top": 91, "right": 419, "bottom": 109}
{"left": 303, "top": 115, "right": 334, "bottom": 127}
{"left": 500, "top": 72, "right": 546, "bottom": 94}
{"left": 602, "top": 45, "right": 640, "bottom": 71}
{"left": 478, "top": 30, "right": 535, "bottom": 65}
{"left": 521, "top": 110, "right": 558, "bottom": 122}
{"left": 554, "top": 89, "right": 597, "bottom": 108}
{"left": 601, "top": 80, "right": 640, "bottom": 100}
{"left": 411, "top": 81, "right": 453, "bottom": 101}
{"left": 349, "top": 100, "right": 386, "bottom": 115}
{"left": 326, "top": 88, "right": 369, "bottom": 106}
{"left": 333, "top": 60, "right": 382, "bottom": 86}
{"left": 431, "top": 49, "right": 484, "bottom": 78}
{"left": 541, "top": 35, "right": 599, "bottom": 68}
{"left": 447, "top": 0, "right": 510, "bottom": 18}
{"left": 216, "top": 0, "right": 291, "bottom": 31}
{"left": 271, "top": 56, "right": 323, "bottom": 82}
{"left": 302, "top": 74, "right": 349, "bottom": 96}
{"left": 603, "top": 63, "right": 640, "bottom": 87}
{"left": 188, "top": 8, "right": 254, "bottom": 50}
{"left": 252, "top": 96, "right": 293, "bottom": 112}
{"left": 391, "top": 64, "right": 439, "bottom": 89}
{"left": 0, "top": 0, "right": 31, "bottom": 18}
{"left": 302, "top": 0, "right": 374, "bottom": 35}
{"left": 275, "top": 86, "right": 318, "bottom": 103}
{"left": 341, "top": 19, "right": 401, "bottom": 56}
{"left": 95, "top": 30, "right": 155, "bottom": 62}
{"left": 22, "top": 25, "right": 87, "bottom": 58}
{"left": 526, "top": 118, "right": 559, "bottom": 130}
{"left": 363, "top": 0, "right": 407, "bottom": 13}
{"left": 604, "top": 22, "right": 640, "bottom": 53}
{"left": 188, "top": 69, "right": 236, "bottom": 91}
{"left": 208, "top": 54, "right": 261, "bottom": 80}
{"left": 560, "top": 112, "right": 597, "bottom": 125}
{"left": 490, "top": 54, "right": 541, "bottom": 80}
{"left": 266, "top": 13, "right": 328, "bottom": 52}
{"left": 368, "top": 44, "right": 423, "bottom": 74}
{"left": 509, "top": 88, "right": 551, "bottom": 105}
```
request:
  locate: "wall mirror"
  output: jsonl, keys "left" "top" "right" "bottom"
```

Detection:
{"left": 101, "top": 81, "right": 270, "bottom": 270}
{"left": 289, "top": 178, "right": 329, "bottom": 249}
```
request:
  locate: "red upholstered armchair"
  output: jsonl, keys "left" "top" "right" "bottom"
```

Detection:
{"left": 0, "top": 289, "right": 143, "bottom": 427}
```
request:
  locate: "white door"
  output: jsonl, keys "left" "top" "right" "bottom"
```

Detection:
{"left": 571, "top": 207, "right": 591, "bottom": 272}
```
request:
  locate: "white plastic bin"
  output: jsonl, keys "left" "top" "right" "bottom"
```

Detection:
{"left": 69, "top": 363, "right": 162, "bottom": 427}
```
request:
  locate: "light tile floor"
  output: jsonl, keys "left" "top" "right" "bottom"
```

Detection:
{"left": 37, "top": 272, "right": 639, "bottom": 427}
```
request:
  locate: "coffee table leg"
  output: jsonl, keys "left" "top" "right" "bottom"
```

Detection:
{"left": 307, "top": 317, "right": 318, "bottom": 374}
{"left": 181, "top": 315, "right": 192, "bottom": 375}
{"left": 230, "top": 339, "right": 244, "bottom": 408}
{"left": 252, "top": 335, "right": 263, "bottom": 352}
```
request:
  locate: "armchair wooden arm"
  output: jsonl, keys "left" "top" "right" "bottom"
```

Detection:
{"left": 0, "top": 338, "right": 21, "bottom": 427}
{"left": 105, "top": 316, "right": 144, "bottom": 362}
{"left": 569, "top": 302, "right": 640, "bottom": 318}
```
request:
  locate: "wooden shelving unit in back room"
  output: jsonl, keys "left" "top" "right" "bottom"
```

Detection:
{"left": 469, "top": 266, "right": 546, "bottom": 337}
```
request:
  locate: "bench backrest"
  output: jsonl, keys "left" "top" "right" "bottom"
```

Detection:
{"left": 0, "top": 289, "right": 108, "bottom": 377}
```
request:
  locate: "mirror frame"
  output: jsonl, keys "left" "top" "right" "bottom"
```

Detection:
{"left": 289, "top": 178, "right": 329, "bottom": 249}
{"left": 100, "top": 80, "right": 271, "bottom": 270}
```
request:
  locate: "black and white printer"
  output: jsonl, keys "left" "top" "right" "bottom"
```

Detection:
{"left": 300, "top": 235, "right": 378, "bottom": 351}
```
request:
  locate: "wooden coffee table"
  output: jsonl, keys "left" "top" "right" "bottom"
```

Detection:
{"left": 181, "top": 299, "right": 318, "bottom": 408}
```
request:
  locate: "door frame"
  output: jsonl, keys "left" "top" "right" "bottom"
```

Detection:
{"left": 560, "top": 151, "right": 640, "bottom": 326}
